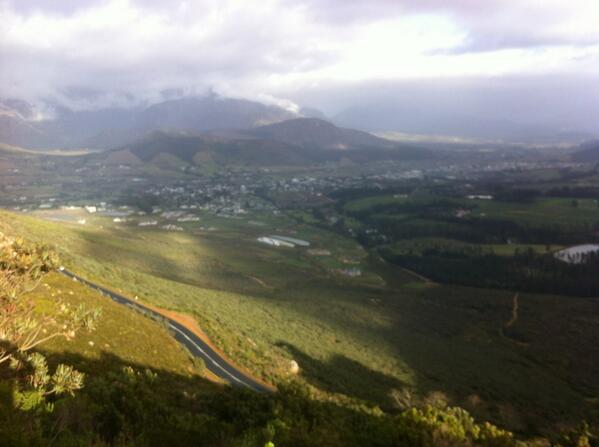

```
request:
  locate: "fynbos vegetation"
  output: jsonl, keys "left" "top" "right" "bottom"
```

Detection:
{"left": 0, "top": 233, "right": 99, "bottom": 437}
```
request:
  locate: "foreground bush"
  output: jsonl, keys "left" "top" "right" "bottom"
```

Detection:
{"left": 0, "top": 233, "right": 99, "bottom": 444}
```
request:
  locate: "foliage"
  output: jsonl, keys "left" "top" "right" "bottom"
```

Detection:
{"left": 0, "top": 233, "right": 59, "bottom": 282}
{"left": 382, "top": 247, "right": 599, "bottom": 297}
{"left": 336, "top": 192, "right": 599, "bottom": 295}
{"left": 7, "top": 368, "right": 579, "bottom": 447}
{"left": 395, "top": 405, "right": 515, "bottom": 447}
{"left": 0, "top": 229, "right": 544, "bottom": 446}
{"left": 13, "top": 353, "right": 85, "bottom": 412}
{"left": 1, "top": 207, "right": 597, "bottom": 441}
{"left": 556, "top": 422, "right": 597, "bottom": 447}
{"left": 0, "top": 232, "right": 99, "bottom": 417}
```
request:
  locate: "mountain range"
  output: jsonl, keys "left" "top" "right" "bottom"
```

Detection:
{"left": 0, "top": 94, "right": 434, "bottom": 168}
{"left": 3, "top": 94, "right": 596, "bottom": 152}
{"left": 96, "top": 118, "right": 429, "bottom": 168}
{"left": 0, "top": 94, "right": 297, "bottom": 150}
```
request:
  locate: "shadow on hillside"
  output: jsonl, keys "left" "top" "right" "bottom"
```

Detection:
{"left": 0, "top": 347, "right": 401, "bottom": 447}
{"left": 277, "top": 342, "right": 408, "bottom": 408}
{"left": 62, "top": 224, "right": 595, "bottom": 435}
{"left": 71, "top": 226, "right": 276, "bottom": 296}
{"left": 65, "top": 225, "right": 529, "bottom": 425}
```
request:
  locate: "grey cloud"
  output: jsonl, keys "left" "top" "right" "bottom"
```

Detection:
{"left": 1, "top": 0, "right": 102, "bottom": 16}
{"left": 61, "top": 86, "right": 106, "bottom": 102}
{"left": 297, "top": 0, "right": 599, "bottom": 53}
{"left": 433, "top": 1, "right": 599, "bottom": 53}
{"left": 1, "top": 0, "right": 598, "bottom": 140}
{"left": 284, "top": 0, "right": 498, "bottom": 26}
{"left": 0, "top": 0, "right": 340, "bottom": 109}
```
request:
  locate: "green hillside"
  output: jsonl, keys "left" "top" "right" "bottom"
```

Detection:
{"left": 89, "top": 124, "right": 431, "bottom": 170}
{"left": 1, "top": 208, "right": 597, "bottom": 446}
{"left": 30, "top": 272, "right": 205, "bottom": 378}
{"left": 1, "top": 211, "right": 551, "bottom": 446}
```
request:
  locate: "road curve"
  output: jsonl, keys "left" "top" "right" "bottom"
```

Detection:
{"left": 59, "top": 269, "right": 273, "bottom": 393}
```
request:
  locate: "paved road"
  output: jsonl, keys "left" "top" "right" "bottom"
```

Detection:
{"left": 59, "top": 269, "right": 272, "bottom": 393}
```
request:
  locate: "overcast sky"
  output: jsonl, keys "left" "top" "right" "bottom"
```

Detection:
{"left": 1, "top": 0, "right": 599, "bottom": 134}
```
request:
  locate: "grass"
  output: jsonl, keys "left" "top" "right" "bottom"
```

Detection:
{"left": 25, "top": 272, "right": 206, "bottom": 379}
{"left": 2, "top": 209, "right": 598, "bottom": 435}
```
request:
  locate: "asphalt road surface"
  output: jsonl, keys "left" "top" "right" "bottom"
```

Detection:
{"left": 59, "top": 269, "right": 272, "bottom": 393}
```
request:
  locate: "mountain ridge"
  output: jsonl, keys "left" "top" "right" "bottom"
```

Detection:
{"left": 98, "top": 119, "right": 432, "bottom": 168}
{"left": 0, "top": 95, "right": 299, "bottom": 150}
{"left": 248, "top": 117, "right": 396, "bottom": 151}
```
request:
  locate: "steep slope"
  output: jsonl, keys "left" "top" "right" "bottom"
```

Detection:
{"left": 0, "top": 215, "right": 203, "bottom": 377}
{"left": 33, "top": 272, "right": 205, "bottom": 378}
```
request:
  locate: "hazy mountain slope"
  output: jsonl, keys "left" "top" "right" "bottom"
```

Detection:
{"left": 0, "top": 99, "right": 140, "bottom": 149}
{"left": 572, "top": 140, "right": 599, "bottom": 162}
{"left": 0, "top": 101, "right": 55, "bottom": 148}
{"left": 0, "top": 95, "right": 296, "bottom": 150}
{"left": 114, "top": 131, "right": 310, "bottom": 167}
{"left": 137, "top": 95, "right": 295, "bottom": 131}
{"left": 250, "top": 118, "right": 396, "bottom": 150}
{"left": 334, "top": 103, "right": 558, "bottom": 142}
{"left": 105, "top": 123, "right": 431, "bottom": 168}
{"left": 78, "top": 127, "right": 152, "bottom": 150}
{"left": 40, "top": 106, "right": 141, "bottom": 147}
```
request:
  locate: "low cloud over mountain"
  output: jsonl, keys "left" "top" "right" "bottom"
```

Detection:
{"left": 1, "top": 0, "right": 598, "bottom": 143}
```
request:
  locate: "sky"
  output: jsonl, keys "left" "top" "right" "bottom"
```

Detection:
{"left": 1, "top": 0, "right": 599, "bottom": 135}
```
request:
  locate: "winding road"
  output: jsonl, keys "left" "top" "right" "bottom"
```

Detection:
{"left": 59, "top": 269, "right": 273, "bottom": 393}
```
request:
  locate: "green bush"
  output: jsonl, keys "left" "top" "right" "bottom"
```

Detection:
{"left": 395, "top": 405, "right": 515, "bottom": 447}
